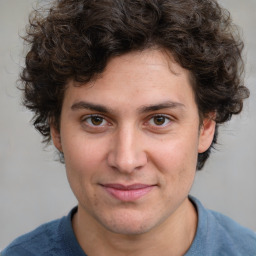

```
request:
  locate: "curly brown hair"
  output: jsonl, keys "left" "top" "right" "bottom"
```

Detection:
{"left": 21, "top": 0, "right": 249, "bottom": 170}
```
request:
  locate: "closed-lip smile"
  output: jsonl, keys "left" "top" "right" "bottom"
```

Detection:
{"left": 100, "top": 183, "right": 156, "bottom": 202}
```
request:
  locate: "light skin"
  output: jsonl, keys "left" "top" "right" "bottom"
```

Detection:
{"left": 51, "top": 49, "right": 215, "bottom": 256}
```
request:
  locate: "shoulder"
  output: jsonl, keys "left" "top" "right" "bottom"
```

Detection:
{"left": 1, "top": 218, "right": 63, "bottom": 256}
{"left": 187, "top": 196, "right": 256, "bottom": 256}
{"left": 1, "top": 207, "right": 80, "bottom": 256}
{"left": 211, "top": 210, "right": 256, "bottom": 255}
{"left": 207, "top": 208, "right": 256, "bottom": 254}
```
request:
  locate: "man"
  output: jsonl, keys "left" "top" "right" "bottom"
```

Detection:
{"left": 2, "top": 0, "right": 256, "bottom": 255}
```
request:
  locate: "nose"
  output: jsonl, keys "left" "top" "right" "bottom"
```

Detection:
{"left": 107, "top": 126, "right": 148, "bottom": 174}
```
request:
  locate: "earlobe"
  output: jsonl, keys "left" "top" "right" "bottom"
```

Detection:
{"left": 50, "top": 124, "right": 63, "bottom": 152}
{"left": 198, "top": 115, "right": 216, "bottom": 153}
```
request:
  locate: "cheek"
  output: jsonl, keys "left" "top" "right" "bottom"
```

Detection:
{"left": 63, "top": 139, "right": 105, "bottom": 209}
{"left": 63, "top": 133, "right": 106, "bottom": 170}
{"left": 149, "top": 135, "right": 198, "bottom": 190}
{"left": 151, "top": 138, "right": 198, "bottom": 172}
{"left": 61, "top": 135, "right": 106, "bottom": 194}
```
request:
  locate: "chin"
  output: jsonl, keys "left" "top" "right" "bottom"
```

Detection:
{"left": 104, "top": 222, "right": 152, "bottom": 236}
{"left": 97, "top": 210, "right": 158, "bottom": 236}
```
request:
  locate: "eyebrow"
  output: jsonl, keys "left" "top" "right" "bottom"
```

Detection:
{"left": 138, "top": 101, "right": 185, "bottom": 113}
{"left": 71, "top": 100, "right": 185, "bottom": 114}
{"left": 71, "top": 101, "right": 114, "bottom": 114}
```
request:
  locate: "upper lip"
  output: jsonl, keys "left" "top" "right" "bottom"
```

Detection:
{"left": 101, "top": 183, "right": 155, "bottom": 190}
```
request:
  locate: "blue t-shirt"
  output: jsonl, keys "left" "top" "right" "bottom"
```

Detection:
{"left": 2, "top": 196, "right": 256, "bottom": 256}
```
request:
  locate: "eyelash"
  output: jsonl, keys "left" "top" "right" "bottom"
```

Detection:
{"left": 82, "top": 115, "right": 108, "bottom": 127}
{"left": 147, "top": 114, "right": 172, "bottom": 128}
{"left": 81, "top": 114, "right": 172, "bottom": 130}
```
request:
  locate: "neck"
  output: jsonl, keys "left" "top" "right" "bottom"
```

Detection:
{"left": 72, "top": 197, "right": 197, "bottom": 256}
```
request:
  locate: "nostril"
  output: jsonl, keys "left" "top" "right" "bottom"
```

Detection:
{"left": 106, "top": 129, "right": 148, "bottom": 173}
{"left": 107, "top": 150, "right": 148, "bottom": 174}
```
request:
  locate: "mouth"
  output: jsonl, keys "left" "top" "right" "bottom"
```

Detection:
{"left": 100, "top": 183, "right": 156, "bottom": 202}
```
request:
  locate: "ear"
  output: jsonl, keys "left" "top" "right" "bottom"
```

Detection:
{"left": 50, "top": 124, "right": 63, "bottom": 152}
{"left": 198, "top": 114, "right": 216, "bottom": 153}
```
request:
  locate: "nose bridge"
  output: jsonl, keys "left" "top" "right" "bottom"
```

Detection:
{"left": 107, "top": 123, "right": 147, "bottom": 173}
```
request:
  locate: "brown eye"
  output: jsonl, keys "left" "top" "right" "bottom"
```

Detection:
{"left": 148, "top": 115, "right": 171, "bottom": 127}
{"left": 153, "top": 116, "right": 166, "bottom": 125}
{"left": 91, "top": 116, "right": 103, "bottom": 125}
{"left": 85, "top": 115, "right": 106, "bottom": 126}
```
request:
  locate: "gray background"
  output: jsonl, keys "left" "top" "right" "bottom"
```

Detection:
{"left": 0, "top": 0, "right": 255, "bottom": 250}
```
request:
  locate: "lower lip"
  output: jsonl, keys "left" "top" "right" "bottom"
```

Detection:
{"left": 102, "top": 186, "right": 155, "bottom": 202}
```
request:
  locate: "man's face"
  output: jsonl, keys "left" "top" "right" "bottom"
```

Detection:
{"left": 52, "top": 49, "right": 214, "bottom": 235}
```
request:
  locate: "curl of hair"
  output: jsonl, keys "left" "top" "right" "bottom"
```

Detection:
{"left": 21, "top": 0, "right": 249, "bottom": 170}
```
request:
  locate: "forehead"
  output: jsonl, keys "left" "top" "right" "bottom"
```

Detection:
{"left": 96, "top": 49, "right": 192, "bottom": 88}
{"left": 63, "top": 49, "right": 196, "bottom": 112}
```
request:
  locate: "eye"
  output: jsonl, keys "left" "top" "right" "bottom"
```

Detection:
{"left": 148, "top": 115, "right": 171, "bottom": 127}
{"left": 83, "top": 115, "right": 107, "bottom": 127}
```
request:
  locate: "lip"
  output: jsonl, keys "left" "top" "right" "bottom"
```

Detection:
{"left": 101, "top": 183, "right": 156, "bottom": 202}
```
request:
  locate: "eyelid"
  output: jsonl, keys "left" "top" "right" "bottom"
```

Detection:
{"left": 146, "top": 114, "right": 173, "bottom": 128}
{"left": 149, "top": 113, "right": 173, "bottom": 120}
{"left": 81, "top": 113, "right": 174, "bottom": 130}
{"left": 82, "top": 114, "right": 110, "bottom": 127}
